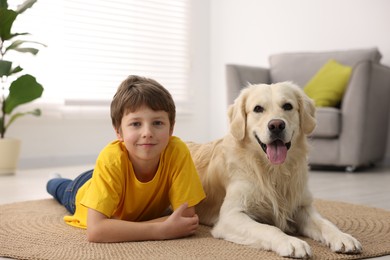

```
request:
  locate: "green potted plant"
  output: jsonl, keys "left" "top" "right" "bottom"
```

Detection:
{"left": 0, "top": 0, "right": 45, "bottom": 175}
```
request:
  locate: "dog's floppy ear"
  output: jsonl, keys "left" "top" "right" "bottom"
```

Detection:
{"left": 299, "top": 90, "right": 316, "bottom": 135}
{"left": 228, "top": 88, "right": 249, "bottom": 140}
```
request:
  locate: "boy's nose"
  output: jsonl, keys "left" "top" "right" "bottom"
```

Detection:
{"left": 142, "top": 124, "right": 153, "bottom": 138}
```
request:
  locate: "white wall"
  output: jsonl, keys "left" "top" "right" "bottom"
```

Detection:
{"left": 8, "top": 0, "right": 211, "bottom": 169}
{"left": 209, "top": 0, "right": 390, "bottom": 163}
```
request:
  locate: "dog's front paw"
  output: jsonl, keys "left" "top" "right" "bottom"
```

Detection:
{"left": 274, "top": 236, "right": 312, "bottom": 259}
{"left": 326, "top": 232, "right": 362, "bottom": 254}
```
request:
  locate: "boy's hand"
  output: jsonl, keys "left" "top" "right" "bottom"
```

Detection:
{"left": 161, "top": 202, "right": 199, "bottom": 239}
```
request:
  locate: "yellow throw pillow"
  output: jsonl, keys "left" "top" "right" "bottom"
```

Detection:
{"left": 304, "top": 59, "right": 352, "bottom": 107}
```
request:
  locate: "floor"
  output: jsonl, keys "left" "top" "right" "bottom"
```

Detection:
{"left": 0, "top": 164, "right": 389, "bottom": 259}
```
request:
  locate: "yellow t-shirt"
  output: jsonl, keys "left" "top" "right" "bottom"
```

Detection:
{"left": 64, "top": 136, "right": 206, "bottom": 229}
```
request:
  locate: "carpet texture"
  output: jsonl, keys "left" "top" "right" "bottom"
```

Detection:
{"left": 0, "top": 199, "right": 389, "bottom": 260}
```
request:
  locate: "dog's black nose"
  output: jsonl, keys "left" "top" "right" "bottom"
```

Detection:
{"left": 268, "top": 119, "right": 285, "bottom": 134}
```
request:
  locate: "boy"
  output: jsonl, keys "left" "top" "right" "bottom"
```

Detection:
{"left": 47, "top": 75, "right": 206, "bottom": 242}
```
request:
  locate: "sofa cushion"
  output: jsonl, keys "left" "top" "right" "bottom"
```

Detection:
{"left": 269, "top": 47, "right": 381, "bottom": 87}
{"left": 311, "top": 107, "right": 341, "bottom": 138}
{"left": 304, "top": 59, "right": 352, "bottom": 107}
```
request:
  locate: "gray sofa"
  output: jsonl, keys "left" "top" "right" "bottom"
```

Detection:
{"left": 226, "top": 48, "right": 390, "bottom": 171}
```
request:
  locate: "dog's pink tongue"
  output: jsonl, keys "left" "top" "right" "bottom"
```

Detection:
{"left": 266, "top": 140, "right": 287, "bottom": 164}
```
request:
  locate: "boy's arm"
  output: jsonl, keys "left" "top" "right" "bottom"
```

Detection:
{"left": 86, "top": 203, "right": 199, "bottom": 243}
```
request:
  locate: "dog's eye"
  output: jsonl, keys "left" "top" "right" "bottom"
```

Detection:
{"left": 253, "top": 105, "right": 264, "bottom": 113}
{"left": 282, "top": 103, "right": 293, "bottom": 111}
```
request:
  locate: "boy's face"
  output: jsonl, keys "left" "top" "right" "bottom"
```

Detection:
{"left": 116, "top": 106, "right": 173, "bottom": 167}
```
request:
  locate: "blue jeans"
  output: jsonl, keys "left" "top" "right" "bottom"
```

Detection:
{"left": 46, "top": 169, "right": 93, "bottom": 214}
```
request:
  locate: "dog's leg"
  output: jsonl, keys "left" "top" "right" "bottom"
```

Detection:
{"left": 295, "top": 205, "right": 362, "bottom": 254}
{"left": 212, "top": 182, "right": 311, "bottom": 258}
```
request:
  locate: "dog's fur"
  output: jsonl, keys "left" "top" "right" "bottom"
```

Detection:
{"left": 187, "top": 82, "right": 362, "bottom": 258}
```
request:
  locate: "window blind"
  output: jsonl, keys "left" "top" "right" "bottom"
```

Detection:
{"left": 10, "top": 0, "right": 190, "bottom": 105}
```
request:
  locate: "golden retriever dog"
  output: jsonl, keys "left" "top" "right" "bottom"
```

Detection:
{"left": 187, "top": 82, "right": 362, "bottom": 258}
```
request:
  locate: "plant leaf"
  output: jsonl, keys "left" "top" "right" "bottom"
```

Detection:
{"left": 9, "top": 65, "right": 23, "bottom": 75}
{"left": 0, "top": 60, "right": 12, "bottom": 76}
{"left": 0, "top": 61, "right": 23, "bottom": 77}
{"left": 5, "top": 32, "right": 29, "bottom": 41}
{"left": 5, "top": 39, "right": 25, "bottom": 49}
{"left": 6, "top": 39, "right": 47, "bottom": 52}
{"left": 0, "top": 8, "right": 17, "bottom": 40}
{"left": 5, "top": 108, "right": 41, "bottom": 130}
{"left": 4, "top": 74, "right": 44, "bottom": 114}
{"left": 16, "top": 0, "right": 37, "bottom": 14}
{"left": 0, "top": 0, "right": 8, "bottom": 9}
{"left": 11, "top": 47, "right": 40, "bottom": 55}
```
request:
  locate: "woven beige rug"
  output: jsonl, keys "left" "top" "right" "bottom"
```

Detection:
{"left": 0, "top": 199, "right": 389, "bottom": 260}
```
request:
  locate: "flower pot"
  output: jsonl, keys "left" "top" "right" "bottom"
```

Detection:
{"left": 0, "top": 138, "right": 21, "bottom": 175}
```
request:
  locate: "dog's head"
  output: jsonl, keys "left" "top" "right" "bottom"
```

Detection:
{"left": 228, "top": 82, "right": 316, "bottom": 165}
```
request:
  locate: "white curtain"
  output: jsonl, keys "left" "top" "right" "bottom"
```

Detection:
{"left": 10, "top": 0, "right": 190, "bottom": 106}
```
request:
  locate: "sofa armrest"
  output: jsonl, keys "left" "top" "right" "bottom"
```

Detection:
{"left": 339, "top": 61, "right": 390, "bottom": 165}
{"left": 362, "top": 63, "right": 390, "bottom": 161}
{"left": 226, "top": 64, "right": 270, "bottom": 105}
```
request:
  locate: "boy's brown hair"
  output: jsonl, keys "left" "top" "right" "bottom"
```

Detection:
{"left": 111, "top": 75, "right": 176, "bottom": 131}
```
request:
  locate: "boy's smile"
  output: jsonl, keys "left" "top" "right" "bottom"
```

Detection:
{"left": 137, "top": 143, "right": 156, "bottom": 147}
{"left": 136, "top": 142, "right": 158, "bottom": 151}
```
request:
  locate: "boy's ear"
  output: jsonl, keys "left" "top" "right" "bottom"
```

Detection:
{"left": 169, "top": 123, "right": 175, "bottom": 136}
{"left": 115, "top": 127, "right": 123, "bottom": 141}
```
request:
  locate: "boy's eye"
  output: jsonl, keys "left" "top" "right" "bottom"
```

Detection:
{"left": 153, "top": 121, "right": 164, "bottom": 126}
{"left": 130, "top": 122, "right": 141, "bottom": 127}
